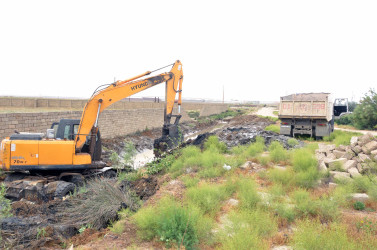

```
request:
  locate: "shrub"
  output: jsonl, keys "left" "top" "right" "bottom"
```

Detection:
{"left": 59, "top": 178, "right": 140, "bottom": 230}
{"left": 293, "top": 189, "right": 317, "bottom": 217}
{"left": 292, "top": 148, "right": 319, "bottom": 188}
{"left": 353, "top": 201, "right": 366, "bottom": 211}
{"left": 292, "top": 220, "right": 357, "bottom": 250}
{"left": 246, "top": 137, "right": 265, "bottom": 157}
{"left": 238, "top": 178, "right": 260, "bottom": 210}
{"left": 267, "top": 168, "right": 295, "bottom": 187}
{"left": 187, "top": 183, "right": 233, "bottom": 216}
{"left": 288, "top": 138, "right": 299, "bottom": 147}
{"left": 264, "top": 124, "right": 280, "bottom": 133}
{"left": 268, "top": 141, "right": 289, "bottom": 163}
{"left": 352, "top": 89, "right": 377, "bottom": 130}
{"left": 204, "top": 136, "right": 227, "bottom": 153}
{"left": 273, "top": 203, "right": 296, "bottom": 223}
{"left": 292, "top": 148, "right": 317, "bottom": 172}
{"left": 181, "top": 176, "right": 199, "bottom": 188}
{"left": 352, "top": 176, "right": 373, "bottom": 193}
{"left": 0, "top": 183, "right": 12, "bottom": 218}
{"left": 316, "top": 196, "right": 340, "bottom": 222}
{"left": 146, "top": 153, "right": 177, "bottom": 175}
{"left": 134, "top": 197, "right": 199, "bottom": 249}
{"left": 368, "top": 185, "right": 377, "bottom": 200}
{"left": 218, "top": 209, "right": 276, "bottom": 250}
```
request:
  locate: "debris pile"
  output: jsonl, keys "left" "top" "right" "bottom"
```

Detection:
{"left": 316, "top": 133, "right": 377, "bottom": 181}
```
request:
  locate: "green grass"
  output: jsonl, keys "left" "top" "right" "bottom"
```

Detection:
{"left": 264, "top": 124, "right": 280, "bottom": 133}
{"left": 186, "top": 182, "right": 235, "bottom": 216}
{"left": 237, "top": 178, "right": 260, "bottom": 210}
{"left": 293, "top": 220, "right": 357, "bottom": 250}
{"left": 288, "top": 138, "right": 299, "bottom": 147}
{"left": 169, "top": 141, "right": 227, "bottom": 178}
{"left": 133, "top": 197, "right": 202, "bottom": 249}
{"left": 323, "top": 130, "right": 362, "bottom": 146}
{"left": 268, "top": 141, "right": 289, "bottom": 163}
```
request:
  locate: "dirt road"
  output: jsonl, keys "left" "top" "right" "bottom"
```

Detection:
{"left": 254, "top": 107, "right": 278, "bottom": 118}
{"left": 335, "top": 127, "right": 377, "bottom": 136}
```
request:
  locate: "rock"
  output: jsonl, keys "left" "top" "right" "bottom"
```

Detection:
{"left": 356, "top": 163, "right": 363, "bottom": 172}
{"left": 371, "top": 149, "right": 377, "bottom": 157}
{"left": 358, "top": 133, "right": 374, "bottom": 146}
{"left": 274, "top": 165, "right": 287, "bottom": 171}
{"left": 272, "top": 246, "right": 292, "bottom": 250}
{"left": 318, "top": 161, "right": 328, "bottom": 173}
{"left": 338, "top": 145, "right": 347, "bottom": 151}
{"left": 318, "top": 144, "right": 335, "bottom": 154}
{"left": 323, "top": 153, "right": 337, "bottom": 164}
{"left": 362, "top": 141, "right": 377, "bottom": 154}
{"left": 240, "top": 161, "right": 252, "bottom": 169}
{"left": 329, "top": 182, "right": 338, "bottom": 188}
{"left": 343, "top": 160, "right": 357, "bottom": 171}
{"left": 330, "top": 171, "right": 351, "bottom": 181}
{"left": 348, "top": 167, "right": 361, "bottom": 178}
{"left": 351, "top": 193, "right": 369, "bottom": 202}
{"left": 227, "top": 198, "right": 239, "bottom": 207}
{"left": 327, "top": 158, "right": 347, "bottom": 170}
{"left": 223, "top": 164, "right": 231, "bottom": 171}
{"left": 343, "top": 151, "right": 355, "bottom": 160}
{"left": 351, "top": 145, "right": 362, "bottom": 154}
{"left": 315, "top": 151, "right": 326, "bottom": 162}
{"left": 350, "top": 136, "right": 359, "bottom": 145}
{"left": 333, "top": 150, "right": 345, "bottom": 158}
{"left": 358, "top": 153, "right": 371, "bottom": 163}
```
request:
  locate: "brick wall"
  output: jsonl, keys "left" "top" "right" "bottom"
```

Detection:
{"left": 0, "top": 103, "right": 228, "bottom": 140}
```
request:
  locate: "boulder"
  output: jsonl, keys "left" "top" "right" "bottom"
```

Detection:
{"left": 350, "top": 136, "right": 359, "bottom": 145}
{"left": 327, "top": 158, "right": 347, "bottom": 170}
{"left": 338, "top": 145, "right": 347, "bottom": 151}
{"left": 318, "top": 144, "right": 335, "bottom": 155}
{"left": 343, "top": 150, "right": 355, "bottom": 160}
{"left": 351, "top": 145, "right": 362, "bottom": 154}
{"left": 351, "top": 193, "right": 369, "bottom": 202}
{"left": 318, "top": 161, "right": 328, "bottom": 173}
{"left": 348, "top": 167, "right": 361, "bottom": 178}
{"left": 333, "top": 150, "right": 345, "bottom": 158}
{"left": 356, "top": 163, "right": 363, "bottom": 172}
{"left": 358, "top": 154, "right": 371, "bottom": 163}
{"left": 343, "top": 160, "right": 357, "bottom": 171}
{"left": 329, "top": 182, "right": 338, "bottom": 188}
{"left": 329, "top": 171, "right": 351, "bottom": 181}
{"left": 315, "top": 151, "right": 326, "bottom": 162}
{"left": 240, "top": 161, "right": 252, "bottom": 169}
{"left": 358, "top": 133, "right": 374, "bottom": 146}
{"left": 371, "top": 149, "right": 377, "bottom": 157}
{"left": 362, "top": 141, "right": 377, "bottom": 154}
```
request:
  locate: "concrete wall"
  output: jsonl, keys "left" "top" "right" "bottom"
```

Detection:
{"left": 0, "top": 104, "right": 228, "bottom": 140}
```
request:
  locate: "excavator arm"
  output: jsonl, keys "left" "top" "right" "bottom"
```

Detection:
{"left": 75, "top": 60, "right": 183, "bottom": 154}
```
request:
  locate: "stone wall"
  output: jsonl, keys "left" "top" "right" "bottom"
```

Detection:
{"left": 0, "top": 103, "right": 228, "bottom": 140}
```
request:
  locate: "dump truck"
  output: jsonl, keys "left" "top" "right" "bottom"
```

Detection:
{"left": 278, "top": 93, "right": 349, "bottom": 139}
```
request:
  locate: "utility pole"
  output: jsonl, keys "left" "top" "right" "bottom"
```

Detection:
{"left": 223, "top": 85, "right": 224, "bottom": 104}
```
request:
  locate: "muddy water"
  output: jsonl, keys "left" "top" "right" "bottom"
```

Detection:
{"left": 132, "top": 149, "right": 154, "bottom": 169}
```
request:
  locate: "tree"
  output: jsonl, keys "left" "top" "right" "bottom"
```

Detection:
{"left": 352, "top": 89, "right": 377, "bottom": 130}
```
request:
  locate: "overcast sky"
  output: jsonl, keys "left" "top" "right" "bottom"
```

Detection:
{"left": 0, "top": 1, "right": 376, "bottom": 102}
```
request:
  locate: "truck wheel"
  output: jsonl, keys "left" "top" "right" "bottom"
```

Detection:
{"left": 54, "top": 181, "right": 76, "bottom": 198}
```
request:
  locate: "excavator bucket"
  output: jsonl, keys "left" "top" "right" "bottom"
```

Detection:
{"left": 153, "top": 124, "right": 183, "bottom": 157}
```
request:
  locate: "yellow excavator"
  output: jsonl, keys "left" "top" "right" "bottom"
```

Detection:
{"left": 0, "top": 60, "right": 183, "bottom": 200}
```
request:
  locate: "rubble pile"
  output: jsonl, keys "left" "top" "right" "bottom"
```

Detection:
{"left": 316, "top": 133, "right": 377, "bottom": 181}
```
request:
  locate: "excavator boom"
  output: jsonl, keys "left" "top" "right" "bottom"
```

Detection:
{"left": 75, "top": 60, "right": 183, "bottom": 152}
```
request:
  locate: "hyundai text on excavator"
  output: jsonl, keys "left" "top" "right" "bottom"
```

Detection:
{"left": 0, "top": 60, "right": 184, "bottom": 200}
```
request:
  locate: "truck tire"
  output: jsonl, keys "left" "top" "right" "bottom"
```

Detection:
{"left": 54, "top": 181, "right": 75, "bottom": 198}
